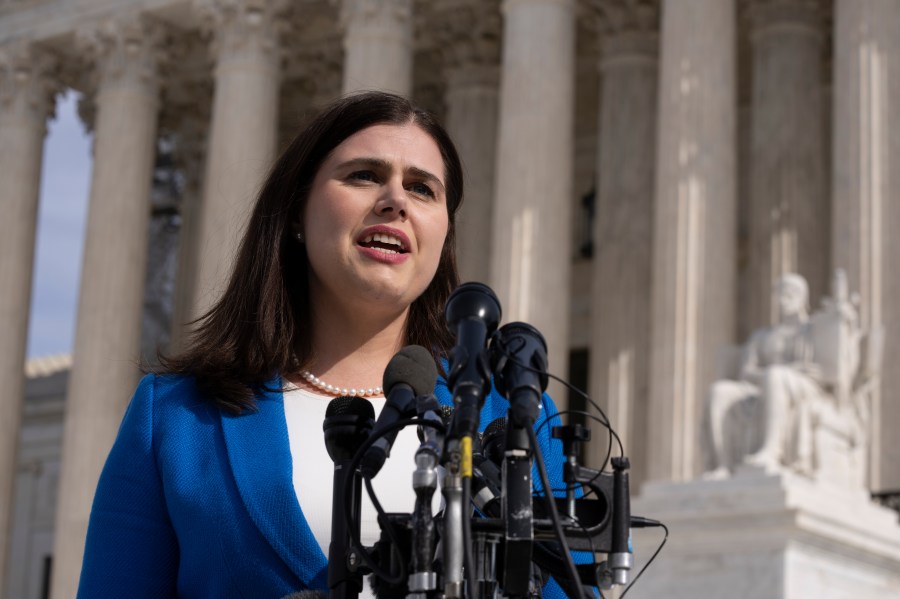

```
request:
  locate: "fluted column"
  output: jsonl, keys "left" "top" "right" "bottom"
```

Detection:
{"left": 439, "top": 0, "right": 502, "bottom": 283}
{"left": 747, "top": 0, "right": 828, "bottom": 328}
{"left": 51, "top": 19, "right": 163, "bottom": 597}
{"left": 491, "top": 0, "right": 576, "bottom": 400}
{"left": 588, "top": 21, "right": 658, "bottom": 484}
{"left": 647, "top": 0, "right": 737, "bottom": 483}
{"left": 0, "top": 42, "right": 57, "bottom": 588}
{"left": 169, "top": 120, "right": 208, "bottom": 352}
{"left": 191, "top": 0, "right": 282, "bottom": 318}
{"left": 831, "top": 0, "right": 900, "bottom": 490}
{"left": 339, "top": 0, "right": 413, "bottom": 95}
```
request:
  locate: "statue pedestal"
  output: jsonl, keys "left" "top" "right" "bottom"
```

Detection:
{"left": 628, "top": 469, "right": 900, "bottom": 599}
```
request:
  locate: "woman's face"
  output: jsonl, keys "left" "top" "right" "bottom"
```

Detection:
{"left": 301, "top": 122, "right": 450, "bottom": 316}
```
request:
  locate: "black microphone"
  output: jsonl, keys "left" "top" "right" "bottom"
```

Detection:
{"left": 324, "top": 396, "right": 375, "bottom": 599}
{"left": 360, "top": 345, "right": 437, "bottom": 479}
{"left": 481, "top": 416, "right": 507, "bottom": 467}
{"left": 417, "top": 402, "right": 452, "bottom": 444}
{"left": 609, "top": 457, "right": 633, "bottom": 585}
{"left": 490, "top": 323, "right": 549, "bottom": 596}
{"left": 444, "top": 282, "right": 502, "bottom": 440}
{"left": 490, "top": 322, "right": 549, "bottom": 427}
{"left": 471, "top": 417, "right": 504, "bottom": 516}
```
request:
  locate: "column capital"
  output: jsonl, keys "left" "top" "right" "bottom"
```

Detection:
{"left": 290, "top": 39, "right": 343, "bottom": 104}
{"left": 588, "top": 0, "right": 659, "bottom": 69}
{"left": 0, "top": 42, "right": 60, "bottom": 128}
{"left": 433, "top": 0, "right": 502, "bottom": 80}
{"left": 195, "top": 0, "right": 288, "bottom": 67}
{"left": 502, "top": 0, "right": 577, "bottom": 14}
{"left": 76, "top": 15, "right": 166, "bottom": 100}
{"left": 744, "top": 0, "right": 825, "bottom": 40}
{"left": 336, "top": 0, "right": 413, "bottom": 31}
{"left": 599, "top": 30, "right": 658, "bottom": 71}
{"left": 592, "top": 0, "right": 659, "bottom": 33}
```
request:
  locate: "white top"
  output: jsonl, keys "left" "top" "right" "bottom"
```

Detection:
{"left": 283, "top": 385, "right": 440, "bottom": 597}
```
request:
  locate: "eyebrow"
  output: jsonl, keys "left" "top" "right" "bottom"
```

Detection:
{"left": 336, "top": 157, "right": 446, "bottom": 193}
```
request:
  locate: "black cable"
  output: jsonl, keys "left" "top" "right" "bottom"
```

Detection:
{"left": 497, "top": 342, "right": 624, "bottom": 459}
{"left": 461, "top": 476, "right": 478, "bottom": 598}
{"left": 343, "top": 417, "right": 445, "bottom": 585}
{"left": 526, "top": 425, "right": 587, "bottom": 599}
{"left": 363, "top": 476, "right": 407, "bottom": 584}
{"left": 619, "top": 521, "right": 668, "bottom": 599}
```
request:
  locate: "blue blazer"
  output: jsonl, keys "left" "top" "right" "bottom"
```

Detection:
{"left": 77, "top": 373, "right": 571, "bottom": 598}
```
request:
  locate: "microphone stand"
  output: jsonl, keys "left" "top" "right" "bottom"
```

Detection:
{"left": 443, "top": 282, "right": 502, "bottom": 598}
{"left": 324, "top": 397, "right": 375, "bottom": 599}
{"left": 329, "top": 463, "right": 365, "bottom": 599}
{"left": 409, "top": 395, "right": 443, "bottom": 598}
{"left": 441, "top": 463, "right": 465, "bottom": 598}
{"left": 500, "top": 410, "right": 536, "bottom": 598}
{"left": 490, "top": 322, "right": 549, "bottom": 598}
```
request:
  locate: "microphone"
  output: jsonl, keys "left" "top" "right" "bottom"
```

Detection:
{"left": 471, "top": 418, "right": 504, "bottom": 516}
{"left": 490, "top": 322, "right": 549, "bottom": 427}
{"left": 489, "top": 323, "right": 548, "bottom": 596}
{"left": 361, "top": 345, "right": 438, "bottom": 479}
{"left": 481, "top": 416, "right": 507, "bottom": 466}
{"left": 324, "top": 396, "right": 375, "bottom": 599}
{"left": 444, "top": 282, "right": 501, "bottom": 440}
{"left": 416, "top": 401, "right": 451, "bottom": 444}
{"left": 609, "top": 457, "right": 633, "bottom": 586}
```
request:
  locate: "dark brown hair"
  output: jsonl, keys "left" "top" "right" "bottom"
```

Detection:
{"left": 161, "top": 91, "right": 463, "bottom": 413}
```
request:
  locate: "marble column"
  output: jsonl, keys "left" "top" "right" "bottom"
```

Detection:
{"left": 491, "top": 0, "right": 577, "bottom": 402}
{"left": 440, "top": 1, "right": 502, "bottom": 283}
{"left": 191, "top": 0, "right": 282, "bottom": 319}
{"left": 831, "top": 0, "right": 900, "bottom": 491}
{"left": 50, "top": 19, "right": 163, "bottom": 597}
{"left": 647, "top": 0, "right": 737, "bottom": 483}
{"left": 339, "top": 0, "right": 413, "bottom": 95}
{"left": 168, "top": 121, "right": 207, "bottom": 353}
{"left": 747, "top": 0, "right": 828, "bottom": 329}
{"left": 588, "top": 25, "right": 658, "bottom": 485}
{"left": 0, "top": 42, "right": 57, "bottom": 588}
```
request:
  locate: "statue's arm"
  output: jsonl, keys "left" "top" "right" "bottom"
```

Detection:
{"left": 737, "top": 333, "right": 765, "bottom": 385}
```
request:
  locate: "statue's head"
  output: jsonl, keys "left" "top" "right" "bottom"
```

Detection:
{"left": 774, "top": 273, "right": 809, "bottom": 320}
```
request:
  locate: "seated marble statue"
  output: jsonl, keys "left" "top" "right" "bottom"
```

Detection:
{"left": 705, "top": 271, "right": 879, "bottom": 482}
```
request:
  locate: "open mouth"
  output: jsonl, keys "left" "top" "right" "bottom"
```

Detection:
{"left": 358, "top": 232, "right": 409, "bottom": 255}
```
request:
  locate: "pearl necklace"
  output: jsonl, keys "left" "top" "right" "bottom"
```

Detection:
{"left": 300, "top": 370, "right": 383, "bottom": 397}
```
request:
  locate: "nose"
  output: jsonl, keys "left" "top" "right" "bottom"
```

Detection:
{"left": 374, "top": 180, "right": 408, "bottom": 219}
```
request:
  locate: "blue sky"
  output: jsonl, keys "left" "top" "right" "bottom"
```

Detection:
{"left": 27, "top": 91, "right": 92, "bottom": 359}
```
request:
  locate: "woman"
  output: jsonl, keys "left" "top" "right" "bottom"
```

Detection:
{"left": 77, "top": 92, "right": 568, "bottom": 598}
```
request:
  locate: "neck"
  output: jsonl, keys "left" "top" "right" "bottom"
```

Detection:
{"left": 300, "top": 296, "right": 410, "bottom": 393}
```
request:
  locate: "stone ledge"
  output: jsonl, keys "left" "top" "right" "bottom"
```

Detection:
{"left": 627, "top": 471, "right": 900, "bottom": 599}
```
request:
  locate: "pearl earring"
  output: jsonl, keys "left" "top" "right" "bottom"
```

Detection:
{"left": 296, "top": 232, "right": 304, "bottom": 243}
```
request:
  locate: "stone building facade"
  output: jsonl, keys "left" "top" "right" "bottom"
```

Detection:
{"left": 2, "top": 0, "right": 900, "bottom": 597}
